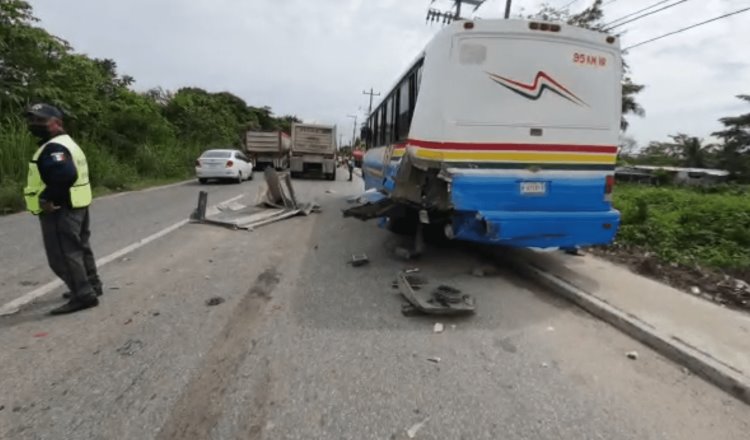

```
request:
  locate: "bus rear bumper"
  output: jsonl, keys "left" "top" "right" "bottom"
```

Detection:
{"left": 450, "top": 209, "right": 620, "bottom": 248}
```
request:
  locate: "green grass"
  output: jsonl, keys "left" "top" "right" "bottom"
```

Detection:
{"left": 1, "top": 117, "right": 203, "bottom": 215}
{"left": 613, "top": 184, "right": 750, "bottom": 271}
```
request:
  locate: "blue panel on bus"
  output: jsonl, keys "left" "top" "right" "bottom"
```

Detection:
{"left": 451, "top": 209, "right": 620, "bottom": 248}
{"left": 450, "top": 173, "right": 611, "bottom": 212}
{"left": 449, "top": 173, "right": 619, "bottom": 248}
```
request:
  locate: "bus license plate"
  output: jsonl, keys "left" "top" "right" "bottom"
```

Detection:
{"left": 520, "top": 181, "right": 547, "bottom": 195}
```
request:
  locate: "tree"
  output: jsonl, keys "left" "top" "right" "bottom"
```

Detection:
{"left": 526, "top": 0, "right": 645, "bottom": 131}
{"left": 713, "top": 95, "right": 750, "bottom": 180}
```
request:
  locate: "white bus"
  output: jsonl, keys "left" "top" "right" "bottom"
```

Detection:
{"left": 357, "top": 19, "right": 622, "bottom": 248}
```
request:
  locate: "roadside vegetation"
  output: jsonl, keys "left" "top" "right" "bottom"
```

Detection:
{"left": 613, "top": 184, "right": 750, "bottom": 272}
{"left": 0, "top": 1, "right": 299, "bottom": 214}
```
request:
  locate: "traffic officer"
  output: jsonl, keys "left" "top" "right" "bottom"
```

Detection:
{"left": 24, "top": 103, "right": 102, "bottom": 315}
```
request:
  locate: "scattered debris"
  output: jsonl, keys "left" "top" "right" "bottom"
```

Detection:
{"left": 204, "top": 275, "right": 211, "bottom": 280}
{"left": 471, "top": 264, "right": 499, "bottom": 277}
{"left": 433, "top": 323, "right": 444, "bottom": 334}
{"left": 626, "top": 351, "right": 639, "bottom": 360}
{"left": 547, "top": 326, "right": 555, "bottom": 332}
{"left": 395, "top": 247, "right": 415, "bottom": 260}
{"left": 405, "top": 267, "right": 420, "bottom": 274}
{"left": 19, "top": 280, "right": 39, "bottom": 287}
{"left": 325, "top": 189, "right": 336, "bottom": 194}
{"left": 450, "top": 324, "right": 457, "bottom": 331}
{"left": 109, "top": 286, "right": 120, "bottom": 290}
{"left": 191, "top": 169, "right": 319, "bottom": 230}
{"left": 206, "top": 296, "right": 225, "bottom": 307}
{"left": 350, "top": 254, "right": 370, "bottom": 267}
{"left": 397, "top": 272, "right": 475, "bottom": 316}
{"left": 116, "top": 339, "right": 143, "bottom": 356}
{"left": 682, "top": 367, "right": 690, "bottom": 375}
{"left": 0, "top": 405, "right": 4, "bottom": 411}
{"left": 121, "top": 257, "right": 130, "bottom": 263}
{"left": 427, "top": 357, "right": 441, "bottom": 364}
{"left": 208, "top": 259, "right": 214, "bottom": 263}
{"left": 690, "top": 286, "right": 701, "bottom": 295}
{"left": 152, "top": 312, "right": 161, "bottom": 317}
{"left": 406, "top": 418, "right": 430, "bottom": 438}
{"left": 541, "top": 362, "right": 550, "bottom": 368}
{"left": 32, "top": 332, "right": 48, "bottom": 338}
{"left": 123, "top": 318, "right": 133, "bottom": 325}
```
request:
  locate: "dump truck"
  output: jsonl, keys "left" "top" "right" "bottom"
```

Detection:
{"left": 290, "top": 123, "right": 337, "bottom": 180}
{"left": 245, "top": 131, "right": 292, "bottom": 171}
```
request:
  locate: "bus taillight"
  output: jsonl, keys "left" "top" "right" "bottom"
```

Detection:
{"left": 605, "top": 175, "right": 615, "bottom": 202}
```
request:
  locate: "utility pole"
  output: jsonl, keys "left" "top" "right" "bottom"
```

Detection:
{"left": 338, "top": 133, "right": 344, "bottom": 150}
{"left": 362, "top": 88, "right": 380, "bottom": 117}
{"left": 346, "top": 114, "right": 357, "bottom": 150}
{"left": 504, "top": 0, "right": 512, "bottom": 19}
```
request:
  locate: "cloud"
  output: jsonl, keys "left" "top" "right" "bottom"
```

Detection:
{"left": 30, "top": 0, "right": 749, "bottom": 147}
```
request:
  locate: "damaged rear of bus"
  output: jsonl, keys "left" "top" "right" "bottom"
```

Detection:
{"left": 350, "top": 19, "right": 622, "bottom": 249}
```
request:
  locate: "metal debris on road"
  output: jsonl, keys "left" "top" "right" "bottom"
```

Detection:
{"left": 32, "top": 332, "right": 48, "bottom": 338}
{"left": 433, "top": 323, "right": 444, "bottom": 333}
{"left": 471, "top": 264, "right": 499, "bottom": 277}
{"left": 325, "top": 189, "right": 336, "bottom": 194}
{"left": 394, "top": 247, "right": 414, "bottom": 260}
{"left": 116, "top": 339, "right": 144, "bottom": 356}
{"left": 123, "top": 318, "right": 133, "bottom": 325}
{"left": 397, "top": 272, "right": 476, "bottom": 316}
{"left": 205, "top": 296, "right": 225, "bottom": 306}
{"left": 191, "top": 169, "right": 319, "bottom": 231}
{"left": 626, "top": 351, "right": 639, "bottom": 360}
{"left": 406, "top": 417, "right": 429, "bottom": 438}
{"left": 426, "top": 357, "right": 441, "bottom": 364}
{"left": 690, "top": 286, "right": 701, "bottom": 295}
{"left": 350, "top": 254, "right": 370, "bottom": 267}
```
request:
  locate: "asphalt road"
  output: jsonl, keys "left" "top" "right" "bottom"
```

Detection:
{"left": 1, "top": 170, "right": 748, "bottom": 439}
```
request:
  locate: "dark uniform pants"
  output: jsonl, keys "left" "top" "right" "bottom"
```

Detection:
{"left": 39, "top": 207, "right": 102, "bottom": 299}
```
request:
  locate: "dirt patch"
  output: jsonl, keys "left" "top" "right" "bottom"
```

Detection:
{"left": 589, "top": 244, "right": 750, "bottom": 313}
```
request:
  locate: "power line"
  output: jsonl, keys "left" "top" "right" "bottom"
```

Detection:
{"left": 603, "top": 0, "right": 674, "bottom": 27}
{"left": 624, "top": 6, "right": 750, "bottom": 51}
{"left": 561, "top": 0, "right": 580, "bottom": 9}
{"left": 605, "top": 0, "right": 691, "bottom": 31}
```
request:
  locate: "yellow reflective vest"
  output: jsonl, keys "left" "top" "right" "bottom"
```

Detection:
{"left": 24, "top": 134, "right": 92, "bottom": 215}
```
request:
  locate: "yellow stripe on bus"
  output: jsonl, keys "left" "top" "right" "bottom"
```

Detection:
{"left": 411, "top": 148, "right": 616, "bottom": 164}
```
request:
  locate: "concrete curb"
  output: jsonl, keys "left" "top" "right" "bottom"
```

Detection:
{"left": 505, "top": 256, "right": 750, "bottom": 405}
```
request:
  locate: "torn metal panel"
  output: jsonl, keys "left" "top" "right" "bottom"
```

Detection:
{"left": 191, "top": 169, "right": 319, "bottom": 231}
{"left": 342, "top": 197, "right": 399, "bottom": 221}
{"left": 397, "top": 272, "right": 475, "bottom": 316}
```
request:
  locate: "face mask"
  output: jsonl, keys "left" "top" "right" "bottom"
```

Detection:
{"left": 28, "top": 124, "right": 50, "bottom": 140}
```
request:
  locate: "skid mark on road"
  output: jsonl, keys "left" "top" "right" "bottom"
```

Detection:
{"left": 155, "top": 267, "right": 281, "bottom": 440}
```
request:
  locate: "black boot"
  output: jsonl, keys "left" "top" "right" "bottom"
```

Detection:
{"left": 63, "top": 288, "right": 103, "bottom": 299}
{"left": 49, "top": 295, "right": 99, "bottom": 315}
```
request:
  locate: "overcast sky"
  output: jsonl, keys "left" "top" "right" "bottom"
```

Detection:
{"left": 30, "top": 0, "right": 750, "bottom": 147}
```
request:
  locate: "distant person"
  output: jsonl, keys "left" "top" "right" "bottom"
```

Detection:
{"left": 24, "top": 104, "right": 102, "bottom": 315}
{"left": 347, "top": 157, "right": 354, "bottom": 181}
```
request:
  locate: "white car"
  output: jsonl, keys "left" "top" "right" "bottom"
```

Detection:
{"left": 195, "top": 149, "right": 254, "bottom": 184}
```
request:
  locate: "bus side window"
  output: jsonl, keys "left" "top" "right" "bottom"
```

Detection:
{"left": 416, "top": 64, "right": 423, "bottom": 95}
{"left": 380, "top": 105, "right": 387, "bottom": 146}
{"left": 398, "top": 80, "right": 410, "bottom": 141}
{"left": 385, "top": 97, "right": 394, "bottom": 145}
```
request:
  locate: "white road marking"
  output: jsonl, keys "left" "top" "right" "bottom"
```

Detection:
{"left": 0, "top": 193, "right": 244, "bottom": 316}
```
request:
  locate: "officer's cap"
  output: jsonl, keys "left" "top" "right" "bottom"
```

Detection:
{"left": 25, "top": 103, "right": 63, "bottom": 121}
